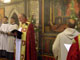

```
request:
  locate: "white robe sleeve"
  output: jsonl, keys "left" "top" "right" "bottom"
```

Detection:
{"left": 52, "top": 35, "right": 60, "bottom": 59}
{"left": 0, "top": 25, "right": 2, "bottom": 31}
{"left": 9, "top": 24, "right": 18, "bottom": 32}
{"left": 13, "top": 24, "right": 18, "bottom": 30}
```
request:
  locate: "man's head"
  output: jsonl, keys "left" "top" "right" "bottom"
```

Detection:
{"left": 2, "top": 16, "right": 8, "bottom": 23}
{"left": 18, "top": 14, "right": 27, "bottom": 24}
{"left": 67, "top": 19, "right": 76, "bottom": 28}
{"left": 10, "top": 17, "right": 15, "bottom": 24}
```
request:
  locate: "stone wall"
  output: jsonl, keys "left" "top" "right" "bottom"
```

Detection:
{"left": 5, "top": 2, "right": 25, "bottom": 18}
{"left": 0, "top": 0, "right": 39, "bottom": 26}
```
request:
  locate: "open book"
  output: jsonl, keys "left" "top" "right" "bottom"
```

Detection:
{"left": 64, "top": 44, "right": 72, "bottom": 52}
{"left": 11, "top": 29, "right": 22, "bottom": 39}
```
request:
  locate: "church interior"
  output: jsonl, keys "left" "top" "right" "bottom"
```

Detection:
{"left": 0, "top": 0, "right": 80, "bottom": 60}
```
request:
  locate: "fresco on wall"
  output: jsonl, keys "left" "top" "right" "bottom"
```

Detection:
{"left": 44, "top": 0, "right": 80, "bottom": 33}
{"left": 39, "top": 0, "right": 80, "bottom": 60}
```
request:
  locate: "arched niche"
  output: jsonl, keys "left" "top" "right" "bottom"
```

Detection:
{"left": 8, "top": 9, "right": 19, "bottom": 25}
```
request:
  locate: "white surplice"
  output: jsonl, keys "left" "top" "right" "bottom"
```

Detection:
{"left": 52, "top": 28, "right": 80, "bottom": 60}
{"left": 0, "top": 23, "right": 9, "bottom": 51}
{"left": 64, "top": 44, "right": 71, "bottom": 52}
{"left": 7, "top": 24, "right": 18, "bottom": 52}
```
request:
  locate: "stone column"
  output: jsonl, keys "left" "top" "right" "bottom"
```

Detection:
{"left": 24, "top": 0, "right": 29, "bottom": 18}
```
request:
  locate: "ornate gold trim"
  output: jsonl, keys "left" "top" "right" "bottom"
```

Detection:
{"left": 41, "top": 0, "right": 44, "bottom": 33}
{"left": 50, "top": 2, "right": 55, "bottom": 26}
{"left": 50, "top": 5, "right": 53, "bottom": 26}
{"left": 53, "top": 5, "right": 55, "bottom": 24}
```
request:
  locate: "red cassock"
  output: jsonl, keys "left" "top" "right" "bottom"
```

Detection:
{"left": 67, "top": 36, "right": 80, "bottom": 60}
{"left": 26, "top": 23, "right": 37, "bottom": 60}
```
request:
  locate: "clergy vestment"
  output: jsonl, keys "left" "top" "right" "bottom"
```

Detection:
{"left": 15, "top": 21, "right": 37, "bottom": 60}
{"left": 0, "top": 23, "right": 9, "bottom": 57}
{"left": 7, "top": 24, "right": 18, "bottom": 60}
{"left": 67, "top": 34, "right": 80, "bottom": 60}
{"left": 52, "top": 28, "right": 79, "bottom": 60}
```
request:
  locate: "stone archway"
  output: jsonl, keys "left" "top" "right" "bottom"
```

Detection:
{"left": 8, "top": 9, "right": 19, "bottom": 25}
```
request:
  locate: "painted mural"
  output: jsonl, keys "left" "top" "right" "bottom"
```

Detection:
{"left": 49, "top": 0, "right": 80, "bottom": 33}
{"left": 39, "top": 0, "right": 80, "bottom": 60}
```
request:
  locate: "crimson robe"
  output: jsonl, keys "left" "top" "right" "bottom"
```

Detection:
{"left": 26, "top": 23, "right": 37, "bottom": 60}
{"left": 67, "top": 36, "right": 80, "bottom": 60}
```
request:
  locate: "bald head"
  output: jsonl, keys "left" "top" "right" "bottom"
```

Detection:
{"left": 18, "top": 14, "right": 27, "bottom": 24}
{"left": 67, "top": 19, "right": 76, "bottom": 28}
{"left": 18, "top": 14, "right": 26, "bottom": 18}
